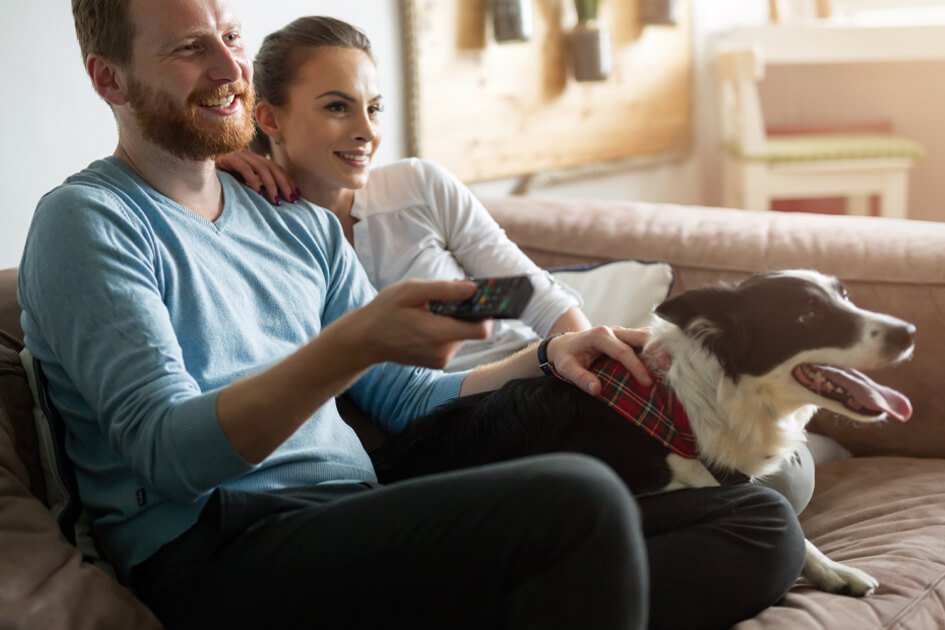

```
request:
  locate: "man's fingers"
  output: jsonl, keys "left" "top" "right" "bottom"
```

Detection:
{"left": 390, "top": 278, "right": 478, "bottom": 306}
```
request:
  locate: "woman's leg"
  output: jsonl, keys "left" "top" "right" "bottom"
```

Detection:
{"left": 640, "top": 483, "right": 806, "bottom": 630}
{"left": 754, "top": 444, "right": 816, "bottom": 514}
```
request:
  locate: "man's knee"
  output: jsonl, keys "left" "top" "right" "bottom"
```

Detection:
{"left": 518, "top": 454, "right": 640, "bottom": 525}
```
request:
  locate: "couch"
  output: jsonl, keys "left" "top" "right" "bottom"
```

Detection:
{"left": 1, "top": 197, "right": 944, "bottom": 628}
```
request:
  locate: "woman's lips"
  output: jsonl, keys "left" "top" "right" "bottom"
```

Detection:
{"left": 335, "top": 151, "right": 370, "bottom": 168}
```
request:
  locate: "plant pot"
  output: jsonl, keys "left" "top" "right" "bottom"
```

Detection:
{"left": 642, "top": 0, "right": 680, "bottom": 26}
{"left": 492, "top": 0, "right": 533, "bottom": 43}
{"left": 572, "top": 20, "right": 611, "bottom": 82}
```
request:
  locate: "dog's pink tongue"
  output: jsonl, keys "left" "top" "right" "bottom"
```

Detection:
{"left": 816, "top": 365, "right": 913, "bottom": 422}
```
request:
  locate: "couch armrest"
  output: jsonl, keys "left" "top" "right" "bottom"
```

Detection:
{"left": 483, "top": 196, "right": 945, "bottom": 459}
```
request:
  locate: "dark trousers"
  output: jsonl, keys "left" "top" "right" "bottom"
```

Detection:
{"left": 129, "top": 454, "right": 804, "bottom": 630}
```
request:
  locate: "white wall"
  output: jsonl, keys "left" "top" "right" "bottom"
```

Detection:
{"left": 0, "top": 0, "right": 405, "bottom": 269}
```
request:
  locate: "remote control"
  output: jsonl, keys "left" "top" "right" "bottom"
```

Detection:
{"left": 430, "top": 275, "right": 535, "bottom": 322}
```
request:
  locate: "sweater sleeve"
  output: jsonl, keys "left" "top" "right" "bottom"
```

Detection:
{"left": 416, "top": 160, "right": 581, "bottom": 336}
{"left": 313, "top": 206, "right": 467, "bottom": 433}
{"left": 18, "top": 186, "right": 252, "bottom": 502}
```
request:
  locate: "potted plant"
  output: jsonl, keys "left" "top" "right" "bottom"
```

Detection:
{"left": 642, "top": 0, "right": 680, "bottom": 26}
{"left": 572, "top": 0, "right": 611, "bottom": 81}
{"left": 492, "top": 0, "right": 533, "bottom": 43}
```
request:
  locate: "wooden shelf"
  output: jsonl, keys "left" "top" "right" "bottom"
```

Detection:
{"left": 718, "top": 22, "right": 945, "bottom": 65}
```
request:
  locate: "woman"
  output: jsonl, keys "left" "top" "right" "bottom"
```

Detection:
{"left": 212, "top": 17, "right": 816, "bottom": 629}
{"left": 221, "top": 14, "right": 815, "bottom": 507}
{"left": 219, "top": 17, "right": 590, "bottom": 372}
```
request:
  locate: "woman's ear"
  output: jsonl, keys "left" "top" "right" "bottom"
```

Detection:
{"left": 254, "top": 101, "right": 280, "bottom": 139}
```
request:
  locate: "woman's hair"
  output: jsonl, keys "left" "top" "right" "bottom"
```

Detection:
{"left": 252, "top": 16, "right": 374, "bottom": 155}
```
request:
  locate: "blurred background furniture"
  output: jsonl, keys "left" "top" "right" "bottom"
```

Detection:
{"left": 715, "top": 46, "right": 925, "bottom": 217}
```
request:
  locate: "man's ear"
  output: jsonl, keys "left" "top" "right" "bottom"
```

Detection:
{"left": 254, "top": 101, "right": 281, "bottom": 139}
{"left": 87, "top": 53, "right": 128, "bottom": 106}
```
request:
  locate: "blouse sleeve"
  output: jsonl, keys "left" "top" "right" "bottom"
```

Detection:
{"left": 415, "top": 159, "right": 581, "bottom": 337}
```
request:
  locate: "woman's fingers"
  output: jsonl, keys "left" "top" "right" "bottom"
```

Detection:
{"left": 216, "top": 151, "right": 298, "bottom": 205}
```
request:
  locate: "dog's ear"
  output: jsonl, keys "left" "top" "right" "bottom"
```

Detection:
{"left": 655, "top": 286, "right": 734, "bottom": 329}
{"left": 656, "top": 285, "right": 749, "bottom": 381}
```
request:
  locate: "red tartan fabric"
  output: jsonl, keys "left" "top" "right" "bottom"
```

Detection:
{"left": 552, "top": 356, "right": 698, "bottom": 459}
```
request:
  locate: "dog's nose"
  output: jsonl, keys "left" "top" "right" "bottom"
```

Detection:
{"left": 885, "top": 322, "right": 916, "bottom": 353}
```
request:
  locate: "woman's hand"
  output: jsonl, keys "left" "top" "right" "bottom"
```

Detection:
{"left": 547, "top": 326, "right": 653, "bottom": 395}
{"left": 216, "top": 150, "right": 298, "bottom": 205}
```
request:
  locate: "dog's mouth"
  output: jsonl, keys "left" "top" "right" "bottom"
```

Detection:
{"left": 792, "top": 364, "right": 912, "bottom": 422}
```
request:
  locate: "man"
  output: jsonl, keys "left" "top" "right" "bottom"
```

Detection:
{"left": 17, "top": 0, "right": 805, "bottom": 627}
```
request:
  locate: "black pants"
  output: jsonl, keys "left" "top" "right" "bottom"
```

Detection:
{"left": 129, "top": 454, "right": 804, "bottom": 630}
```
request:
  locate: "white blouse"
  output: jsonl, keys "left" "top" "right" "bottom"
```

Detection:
{"left": 350, "top": 158, "right": 580, "bottom": 371}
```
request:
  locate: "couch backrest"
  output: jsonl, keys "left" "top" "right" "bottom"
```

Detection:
{"left": 0, "top": 268, "right": 20, "bottom": 341}
{"left": 483, "top": 196, "right": 945, "bottom": 460}
{"left": 0, "top": 268, "right": 23, "bottom": 339}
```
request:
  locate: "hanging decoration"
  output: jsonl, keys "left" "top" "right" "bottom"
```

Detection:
{"left": 571, "top": 0, "right": 611, "bottom": 82}
{"left": 492, "top": 0, "right": 533, "bottom": 43}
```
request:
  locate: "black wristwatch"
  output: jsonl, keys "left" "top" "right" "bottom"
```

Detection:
{"left": 537, "top": 333, "right": 564, "bottom": 376}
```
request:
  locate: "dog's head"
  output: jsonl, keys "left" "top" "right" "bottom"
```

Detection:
{"left": 653, "top": 270, "right": 914, "bottom": 423}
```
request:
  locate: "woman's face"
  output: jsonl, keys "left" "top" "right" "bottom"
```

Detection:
{"left": 274, "top": 46, "right": 383, "bottom": 196}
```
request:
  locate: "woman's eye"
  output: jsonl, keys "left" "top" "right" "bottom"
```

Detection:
{"left": 369, "top": 103, "right": 385, "bottom": 116}
{"left": 325, "top": 102, "right": 347, "bottom": 113}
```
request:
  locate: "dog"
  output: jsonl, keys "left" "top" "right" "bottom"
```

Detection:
{"left": 371, "top": 269, "right": 915, "bottom": 597}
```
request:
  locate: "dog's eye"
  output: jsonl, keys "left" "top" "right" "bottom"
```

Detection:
{"left": 798, "top": 309, "right": 818, "bottom": 324}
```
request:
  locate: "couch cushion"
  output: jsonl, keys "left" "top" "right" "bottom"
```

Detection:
{"left": 550, "top": 259, "right": 675, "bottom": 328}
{"left": 735, "top": 456, "right": 945, "bottom": 628}
{"left": 0, "top": 268, "right": 21, "bottom": 342}
{"left": 0, "top": 336, "right": 161, "bottom": 628}
{"left": 0, "top": 332, "right": 44, "bottom": 501}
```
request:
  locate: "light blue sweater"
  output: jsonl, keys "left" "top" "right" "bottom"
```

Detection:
{"left": 17, "top": 157, "right": 466, "bottom": 575}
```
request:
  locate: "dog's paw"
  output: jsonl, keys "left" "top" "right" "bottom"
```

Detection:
{"left": 661, "top": 454, "right": 719, "bottom": 491}
{"left": 803, "top": 540, "right": 879, "bottom": 597}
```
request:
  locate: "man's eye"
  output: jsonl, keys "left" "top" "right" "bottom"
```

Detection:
{"left": 225, "top": 32, "right": 241, "bottom": 43}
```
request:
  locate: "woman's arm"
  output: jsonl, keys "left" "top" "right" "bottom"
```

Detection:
{"left": 461, "top": 326, "right": 652, "bottom": 397}
{"left": 549, "top": 307, "right": 592, "bottom": 335}
{"left": 414, "top": 160, "right": 586, "bottom": 335}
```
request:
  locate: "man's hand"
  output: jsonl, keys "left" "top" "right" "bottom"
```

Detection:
{"left": 547, "top": 326, "right": 653, "bottom": 395}
{"left": 216, "top": 149, "right": 297, "bottom": 205}
{"left": 344, "top": 279, "right": 492, "bottom": 370}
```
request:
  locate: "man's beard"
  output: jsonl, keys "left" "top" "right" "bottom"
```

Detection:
{"left": 125, "top": 77, "right": 257, "bottom": 161}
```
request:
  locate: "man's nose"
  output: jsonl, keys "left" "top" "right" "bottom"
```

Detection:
{"left": 207, "top": 39, "right": 245, "bottom": 83}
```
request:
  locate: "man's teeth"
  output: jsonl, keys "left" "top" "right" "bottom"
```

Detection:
{"left": 200, "top": 94, "right": 236, "bottom": 107}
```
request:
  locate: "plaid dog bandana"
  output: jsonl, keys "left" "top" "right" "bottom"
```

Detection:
{"left": 554, "top": 355, "right": 698, "bottom": 459}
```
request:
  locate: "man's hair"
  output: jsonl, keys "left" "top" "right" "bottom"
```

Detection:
{"left": 252, "top": 16, "right": 374, "bottom": 155}
{"left": 72, "top": 0, "right": 135, "bottom": 66}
